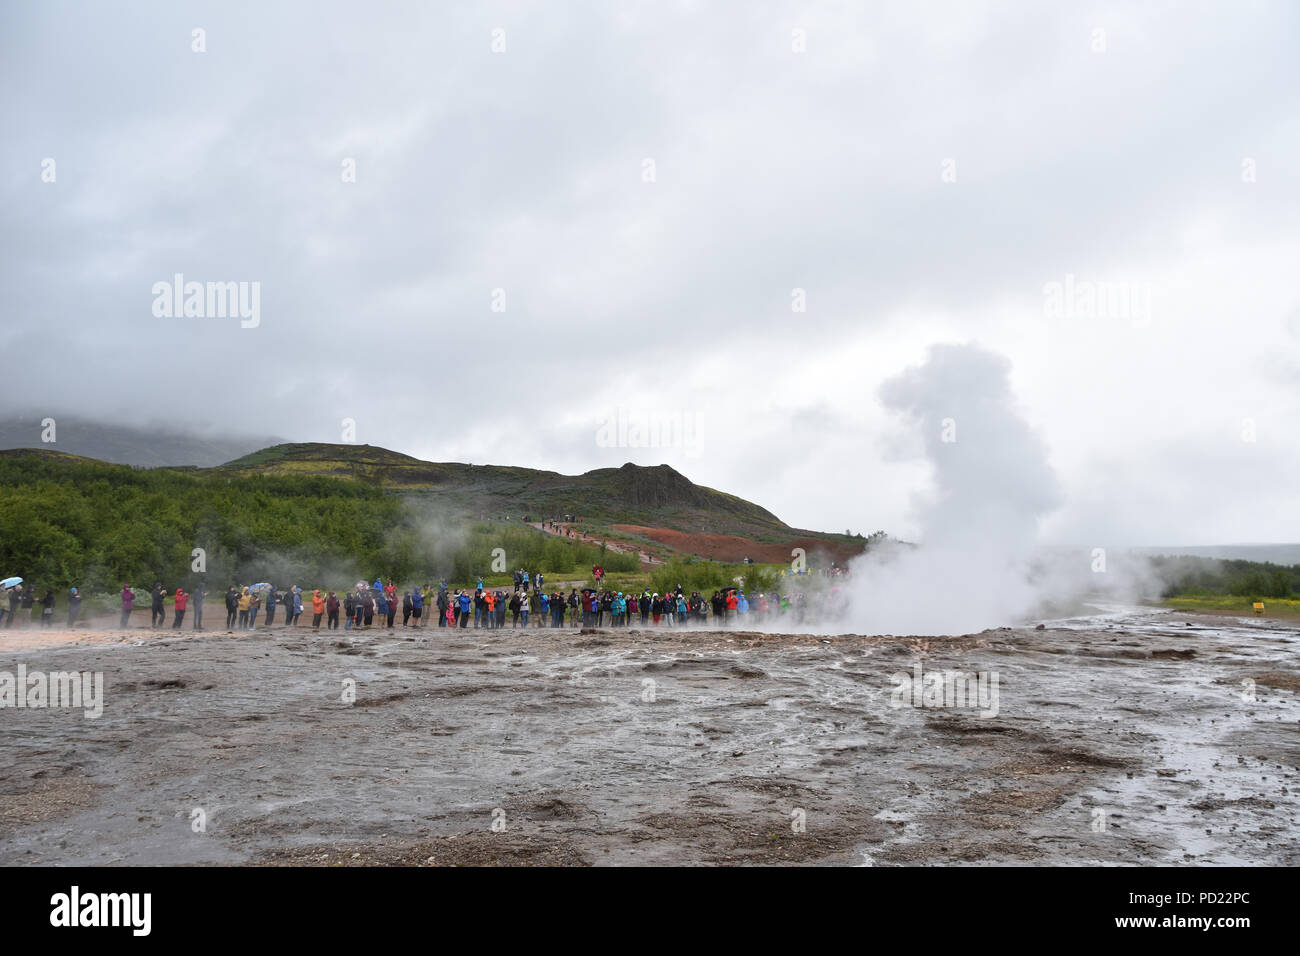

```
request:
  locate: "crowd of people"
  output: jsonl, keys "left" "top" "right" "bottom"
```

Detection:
{"left": 1, "top": 565, "right": 838, "bottom": 633}
{"left": 0, "top": 583, "right": 81, "bottom": 628}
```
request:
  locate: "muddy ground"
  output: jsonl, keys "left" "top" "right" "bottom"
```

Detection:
{"left": 1, "top": 609, "right": 1296, "bottom": 866}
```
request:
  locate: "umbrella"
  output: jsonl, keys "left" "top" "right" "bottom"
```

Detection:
{"left": 1, "top": 576, "right": 23, "bottom": 590}
{"left": 249, "top": 583, "right": 273, "bottom": 593}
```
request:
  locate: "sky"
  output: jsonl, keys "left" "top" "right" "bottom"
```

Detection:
{"left": 3, "top": 0, "right": 1297, "bottom": 547}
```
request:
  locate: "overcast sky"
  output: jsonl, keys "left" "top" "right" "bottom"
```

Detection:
{"left": 3, "top": 1, "right": 1297, "bottom": 546}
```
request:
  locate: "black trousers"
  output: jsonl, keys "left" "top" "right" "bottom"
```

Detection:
{"left": 173, "top": 609, "right": 186, "bottom": 628}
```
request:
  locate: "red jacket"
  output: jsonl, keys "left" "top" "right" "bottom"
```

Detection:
{"left": 175, "top": 591, "right": 188, "bottom": 610}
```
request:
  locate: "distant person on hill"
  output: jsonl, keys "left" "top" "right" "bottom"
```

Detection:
{"left": 192, "top": 585, "right": 206, "bottom": 630}
{"left": 150, "top": 583, "right": 166, "bottom": 628}
{"left": 326, "top": 591, "right": 339, "bottom": 629}
{"left": 120, "top": 585, "right": 135, "bottom": 628}
{"left": 40, "top": 589, "right": 54, "bottom": 626}
{"left": 172, "top": 588, "right": 187, "bottom": 628}
{"left": 225, "top": 586, "right": 238, "bottom": 628}
{"left": 67, "top": 587, "right": 82, "bottom": 627}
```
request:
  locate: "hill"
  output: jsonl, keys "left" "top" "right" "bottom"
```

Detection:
{"left": 215, "top": 443, "right": 841, "bottom": 545}
{"left": 0, "top": 444, "right": 868, "bottom": 592}
{"left": 0, "top": 415, "right": 280, "bottom": 468}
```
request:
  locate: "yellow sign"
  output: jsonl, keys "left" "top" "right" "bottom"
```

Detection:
{"left": 1253, "top": 602, "right": 1265, "bottom": 614}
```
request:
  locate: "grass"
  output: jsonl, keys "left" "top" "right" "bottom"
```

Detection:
{"left": 1162, "top": 595, "right": 1300, "bottom": 619}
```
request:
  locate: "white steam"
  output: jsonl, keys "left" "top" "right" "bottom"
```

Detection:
{"left": 845, "top": 343, "right": 1133, "bottom": 635}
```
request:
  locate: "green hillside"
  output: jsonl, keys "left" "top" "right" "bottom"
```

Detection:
{"left": 0, "top": 444, "right": 855, "bottom": 594}
{"left": 217, "top": 443, "right": 799, "bottom": 540}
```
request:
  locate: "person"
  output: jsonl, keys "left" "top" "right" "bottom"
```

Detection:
{"left": 375, "top": 588, "right": 389, "bottom": 627}
{"left": 385, "top": 591, "right": 397, "bottom": 629}
{"left": 410, "top": 587, "right": 422, "bottom": 627}
{"left": 120, "top": 585, "right": 135, "bottom": 628}
{"left": 248, "top": 589, "right": 261, "bottom": 629}
{"left": 651, "top": 593, "right": 663, "bottom": 625}
{"left": 362, "top": 590, "right": 374, "bottom": 627}
{"left": 311, "top": 589, "right": 325, "bottom": 630}
{"left": 192, "top": 585, "right": 206, "bottom": 630}
{"left": 67, "top": 587, "right": 82, "bottom": 627}
{"left": 173, "top": 588, "right": 188, "bottom": 628}
{"left": 436, "top": 588, "right": 449, "bottom": 628}
{"left": 725, "top": 588, "right": 738, "bottom": 623}
{"left": 457, "top": 589, "right": 471, "bottom": 627}
{"left": 538, "top": 590, "right": 549, "bottom": 626}
{"left": 343, "top": 590, "right": 355, "bottom": 630}
{"left": 151, "top": 583, "right": 167, "bottom": 628}
{"left": 40, "top": 589, "right": 55, "bottom": 627}
{"left": 21, "top": 585, "right": 35, "bottom": 626}
{"left": 509, "top": 590, "right": 521, "bottom": 627}
{"left": 237, "top": 587, "right": 251, "bottom": 629}
{"left": 225, "top": 586, "right": 238, "bottom": 629}
{"left": 326, "top": 591, "right": 340, "bottom": 630}
{"left": 264, "top": 586, "right": 278, "bottom": 627}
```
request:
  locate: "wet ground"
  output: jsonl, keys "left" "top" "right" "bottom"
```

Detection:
{"left": 1, "top": 608, "right": 1296, "bottom": 865}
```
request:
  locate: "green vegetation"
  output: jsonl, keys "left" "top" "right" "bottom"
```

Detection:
{"left": 0, "top": 453, "right": 637, "bottom": 595}
{"left": 1162, "top": 595, "right": 1300, "bottom": 619}
{"left": 648, "top": 559, "right": 783, "bottom": 596}
{"left": 1150, "top": 554, "right": 1299, "bottom": 600}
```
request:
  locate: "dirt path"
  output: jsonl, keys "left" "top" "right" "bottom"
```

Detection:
{"left": 530, "top": 522, "right": 661, "bottom": 566}
{"left": 1, "top": 611, "right": 1296, "bottom": 865}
